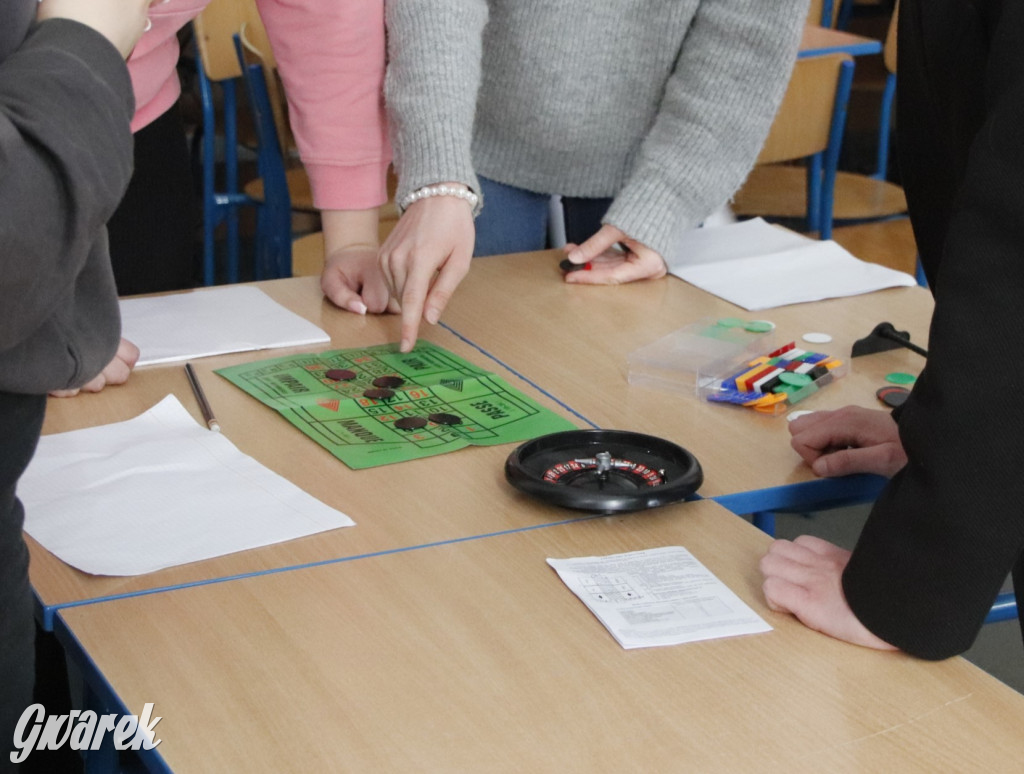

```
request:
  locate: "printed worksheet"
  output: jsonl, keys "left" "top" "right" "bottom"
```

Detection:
{"left": 548, "top": 546, "right": 771, "bottom": 649}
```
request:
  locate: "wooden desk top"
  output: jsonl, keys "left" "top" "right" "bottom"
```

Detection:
{"left": 441, "top": 250, "right": 933, "bottom": 502}
{"left": 31, "top": 261, "right": 934, "bottom": 621}
{"left": 58, "top": 499, "right": 1024, "bottom": 773}
{"left": 31, "top": 277, "right": 586, "bottom": 619}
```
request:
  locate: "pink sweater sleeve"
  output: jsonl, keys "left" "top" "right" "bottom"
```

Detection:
{"left": 256, "top": 0, "right": 390, "bottom": 211}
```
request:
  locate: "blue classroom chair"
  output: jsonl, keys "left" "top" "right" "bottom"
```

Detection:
{"left": 193, "top": 1, "right": 301, "bottom": 284}
{"left": 233, "top": 32, "right": 292, "bottom": 280}
{"left": 193, "top": 11, "right": 257, "bottom": 285}
{"left": 732, "top": 53, "right": 855, "bottom": 240}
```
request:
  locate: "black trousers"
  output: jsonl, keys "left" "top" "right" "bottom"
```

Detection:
{"left": 107, "top": 105, "right": 200, "bottom": 297}
{"left": 0, "top": 393, "right": 45, "bottom": 772}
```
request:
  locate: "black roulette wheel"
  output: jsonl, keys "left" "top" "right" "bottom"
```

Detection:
{"left": 504, "top": 429, "right": 703, "bottom": 514}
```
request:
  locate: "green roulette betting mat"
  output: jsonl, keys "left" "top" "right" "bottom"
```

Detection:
{"left": 216, "top": 342, "right": 577, "bottom": 469}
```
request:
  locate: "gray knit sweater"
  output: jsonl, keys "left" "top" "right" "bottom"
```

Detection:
{"left": 385, "top": 0, "right": 808, "bottom": 258}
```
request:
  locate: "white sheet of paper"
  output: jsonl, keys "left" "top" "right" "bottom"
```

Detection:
{"left": 20, "top": 395, "right": 354, "bottom": 576}
{"left": 667, "top": 218, "right": 916, "bottom": 310}
{"left": 120, "top": 285, "right": 330, "bottom": 366}
{"left": 548, "top": 546, "right": 770, "bottom": 649}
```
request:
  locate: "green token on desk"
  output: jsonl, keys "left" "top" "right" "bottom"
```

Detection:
{"left": 716, "top": 317, "right": 745, "bottom": 328}
{"left": 744, "top": 320, "right": 774, "bottom": 333}
{"left": 778, "top": 372, "right": 813, "bottom": 387}
{"left": 885, "top": 372, "right": 917, "bottom": 385}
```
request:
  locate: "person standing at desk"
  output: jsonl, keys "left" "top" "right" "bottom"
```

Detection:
{"left": 110, "top": 0, "right": 390, "bottom": 296}
{"left": 761, "top": 0, "right": 1024, "bottom": 660}
{"left": 320, "top": 0, "right": 808, "bottom": 353}
{"left": 0, "top": 0, "right": 145, "bottom": 764}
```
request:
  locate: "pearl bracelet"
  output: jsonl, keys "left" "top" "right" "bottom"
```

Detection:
{"left": 398, "top": 184, "right": 480, "bottom": 213}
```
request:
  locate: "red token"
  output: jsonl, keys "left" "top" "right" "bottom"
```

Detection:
{"left": 325, "top": 369, "right": 357, "bottom": 381}
{"left": 428, "top": 413, "right": 462, "bottom": 425}
{"left": 876, "top": 386, "right": 909, "bottom": 408}
{"left": 394, "top": 416, "right": 427, "bottom": 430}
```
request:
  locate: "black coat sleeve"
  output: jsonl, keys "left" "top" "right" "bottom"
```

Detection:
{"left": 842, "top": 0, "right": 1024, "bottom": 660}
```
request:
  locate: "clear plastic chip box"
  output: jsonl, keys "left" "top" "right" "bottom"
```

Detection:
{"left": 627, "top": 318, "right": 845, "bottom": 416}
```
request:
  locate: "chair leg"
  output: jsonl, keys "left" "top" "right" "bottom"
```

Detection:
{"left": 198, "top": 65, "right": 219, "bottom": 286}
{"left": 985, "top": 591, "right": 1018, "bottom": 625}
{"left": 222, "top": 80, "right": 242, "bottom": 285}
{"left": 914, "top": 255, "right": 928, "bottom": 288}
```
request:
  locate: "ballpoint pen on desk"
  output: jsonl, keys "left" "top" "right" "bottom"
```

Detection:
{"left": 185, "top": 362, "right": 220, "bottom": 432}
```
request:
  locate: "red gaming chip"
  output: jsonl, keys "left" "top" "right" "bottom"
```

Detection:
{"left": 428, "top": 413, "right": 462, "bottom": 425}
{"left": 325, "top": 369, "right": 357, "bottom": 381}
{"left": 394, "top": 416, "right": 427, "bottom": 430}
{"left": 373, "top": 375, "right": 405, "bottom": 389}
{"left": 876, "top": 386, "right": 910, "bottom": 408}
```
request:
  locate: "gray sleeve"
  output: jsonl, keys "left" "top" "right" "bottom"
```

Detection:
{"left": 0, "top": 19, "right": 134, "bottom": 352}
{"left": 384, "top": 0, "right": 488, "bottom": 210}
{"left": 603, "top": 0, "right": 808, "bottom": 257}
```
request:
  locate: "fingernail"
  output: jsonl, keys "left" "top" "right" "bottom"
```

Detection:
{"left": 350, "top": 300, "right": 367, "bottom": 315}
{"left": 425, "top": 307, "right": 439, "bottom": 325}
{"left": 567, "top": 249, "right": 582, "bottom": 263}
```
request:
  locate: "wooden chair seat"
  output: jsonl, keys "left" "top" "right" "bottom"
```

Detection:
{"left": 830, "top": 217, "right": 917, "bottom": 275}
{"left": 733, "top": 164, "right": 906, "bottom": 222}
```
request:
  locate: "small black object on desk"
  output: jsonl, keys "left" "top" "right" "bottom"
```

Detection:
{"left": 852, "top": 322, "right": 929, "bottom": 359}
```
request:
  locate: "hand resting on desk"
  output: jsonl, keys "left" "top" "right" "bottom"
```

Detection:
{"left": 788, "top": 406, "right": 908, "bottom": 479}
{"left": 761, "top": 406, "right": 907, "bottom": 651}
{"left": 321, "top": 245, "right": 399, "bottom": 317}
{"left": 562, "top": 224, "right": 668, "bottom": 286}
{"left": 320, "top": 209, "right": 398, "bottom": 317}
{"left": 760, "top": 536, "right": 898, "bottom": 653}
{"left": 49, "top": 338, "right": 139, "bottom": 398}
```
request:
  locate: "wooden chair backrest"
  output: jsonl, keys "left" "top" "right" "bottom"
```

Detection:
{"left": 806, "top": 0, "right": 841, "bottom": 28}
{"left": 754, "top": 53, "right": 851, "bottom": 165}
{"left": 194, "top": 0, "right": 276, "bottom": 82}
{"left": 195, "top": 0, "right": 293, "bottom": 154}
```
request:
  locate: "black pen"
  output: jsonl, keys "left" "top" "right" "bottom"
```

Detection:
{"left": 185, "top": 362, "right": 220, "bottom": 432}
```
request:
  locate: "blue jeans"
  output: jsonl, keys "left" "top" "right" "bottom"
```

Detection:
{"left": 474, "top": 176, "right": 613, "bottom": 257}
